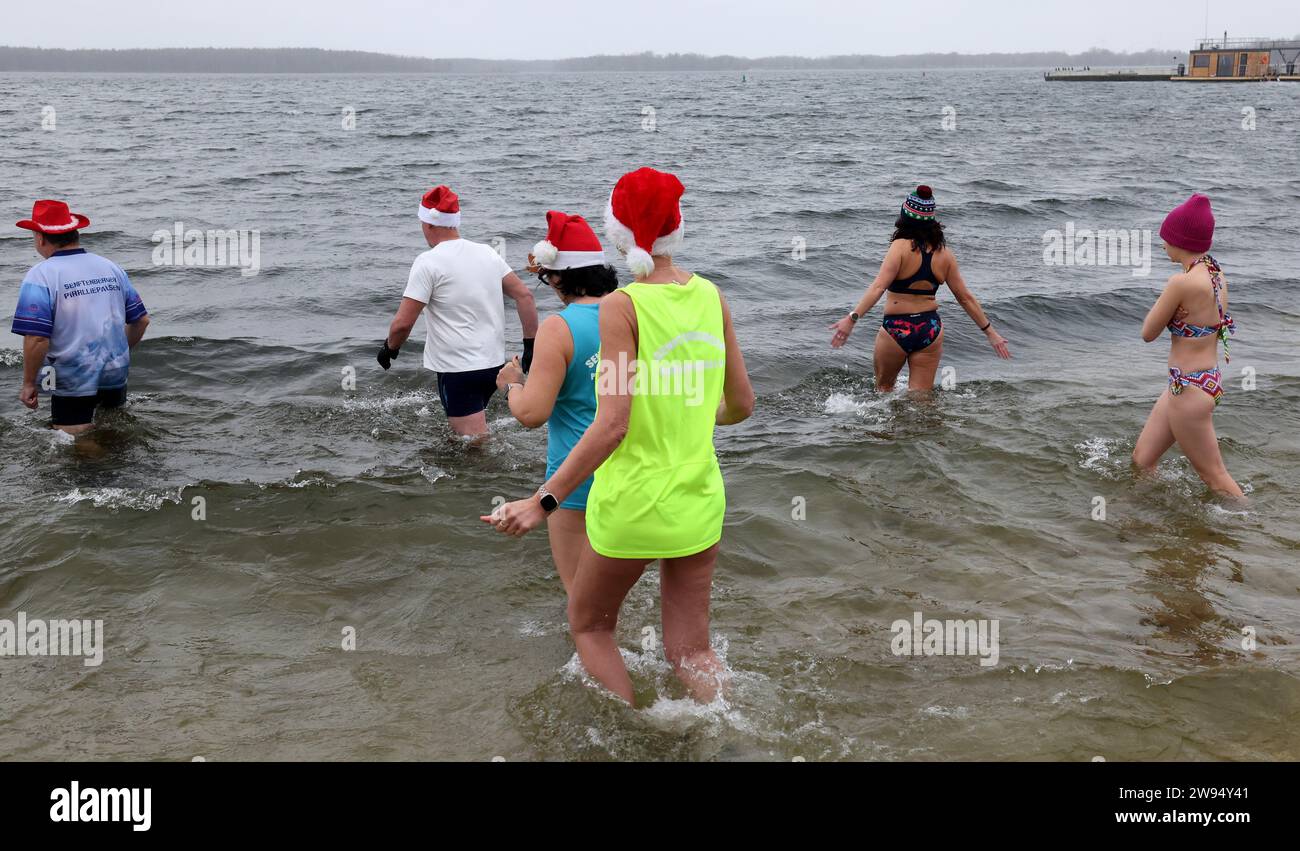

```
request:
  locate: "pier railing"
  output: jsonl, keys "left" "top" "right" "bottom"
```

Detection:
{"left": 1044, "top": 67, "right": 1178, "bottom": 76}
{"left": 1195, "top": 38, "right": 1300, "bottom": 51}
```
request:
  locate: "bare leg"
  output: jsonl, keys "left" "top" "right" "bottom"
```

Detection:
{"left": 567, "top": 545, "right": 652, "bottom": 705}
{"left": 1167, "top": 389, "right": 1245, "bottom": 499}
{"left": 659, "top": 544, "right": 727, "bottom": 703}
{"left": 447, "top": 411, "right": 489, "bottom": 439}
{"left": 873, "top": 328, "right": 908, "bottom": 392}
{"left": 545, "top": 508, "right": 587, "bottom": 596}
{"left": 905, "top": 331, "right": 944, "bottom": 393}
{"left": 1132, "top": 389, "right": 1176, "bottom": 473}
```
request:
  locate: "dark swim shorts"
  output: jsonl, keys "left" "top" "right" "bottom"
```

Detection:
{"left": 51, "top": 386, "right": 128, "bottom": 427}
{"left": 436, "top": 365, "right": 505, "bottom": 418}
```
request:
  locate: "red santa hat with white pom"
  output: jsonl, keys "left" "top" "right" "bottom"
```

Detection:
{"left": 604, "top": 167, "right": 684, "bottom": 278}
{"left": 418, "top": 185, "right": 461, "bottom": 228}
{"left": 532, "top": 211, "right": 606, "bottom": 270}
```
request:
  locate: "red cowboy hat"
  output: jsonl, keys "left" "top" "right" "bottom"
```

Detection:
{"left": 17, "top": 199, "right": 90, "bottom": 234}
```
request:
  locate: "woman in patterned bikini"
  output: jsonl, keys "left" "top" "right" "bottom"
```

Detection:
{"left": 1134, "top": 194, "right": 1243, "bottom": 499}
{"left": 829, "top": 186, "right": 1010, "bottom": 390}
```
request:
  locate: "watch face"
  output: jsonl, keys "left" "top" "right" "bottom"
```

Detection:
{"left": 539, "top": 492, "right": 559, "bottom": 512}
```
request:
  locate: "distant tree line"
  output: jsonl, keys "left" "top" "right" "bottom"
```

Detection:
{"left": 0, "top": 46, "right": 1187, "bottom": 73}
{"left": 0, "top": 47, "right": 439, "bottom": 73}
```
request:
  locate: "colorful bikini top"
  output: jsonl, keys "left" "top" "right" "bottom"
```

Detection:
{"left": 888, "top": 249, "right": 945, "bottom": 296}
{"left": 1167, "top": 255, "right": 1235, "bottom": 362}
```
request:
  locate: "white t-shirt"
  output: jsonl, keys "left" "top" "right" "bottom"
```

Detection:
{"left": 402, "top": 238, "right": 513, "bottom": 373}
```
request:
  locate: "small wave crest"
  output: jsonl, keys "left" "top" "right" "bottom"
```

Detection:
{"left": 341, "top": 391, "right": 436, "bottom": 413}
{"left": 54, "top": 487, "right": 184, "bottom": 512}
{"left": 824, "top": 391, "right": 887, "bottom": 416}
{"left": 1076, "top": 436, "right": 1123, "bottom": 473}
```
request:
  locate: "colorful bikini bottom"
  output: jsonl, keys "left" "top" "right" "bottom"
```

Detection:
{"left": 1169, "top": 367, "right": 1224, "bottom": 406}
{"left": 882, "top": 311, "right": 942, "bottom": 355}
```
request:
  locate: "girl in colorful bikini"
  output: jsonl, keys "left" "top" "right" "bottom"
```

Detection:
{"left": 829, "top": 186, "right": 1011, "bottom": 389}
{"left": 1134, "top": 194, "right": 1243, "bottom": 499}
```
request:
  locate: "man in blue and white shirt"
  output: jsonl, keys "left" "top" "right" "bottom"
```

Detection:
{"left": 12, "top": 200, "right": 150, "bottom": 433}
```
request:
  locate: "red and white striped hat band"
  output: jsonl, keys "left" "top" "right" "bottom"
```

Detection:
{"left": 533, "top": 211, "right": 606, "bottom": 270}
{"left": 33, "top": 218, "right": 80, "bottom": 232}
{"left": 418, "top": 185, "right": 461, "bottom": 228}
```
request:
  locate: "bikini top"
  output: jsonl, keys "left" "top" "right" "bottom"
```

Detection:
{"left": 888, "top": 249, "right": 944, "bottom": 296}
{"left": 1167, "top": 255, "right": 1235, "bottom": 362}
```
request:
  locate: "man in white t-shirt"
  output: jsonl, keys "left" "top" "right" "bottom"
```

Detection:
{"left": 378, "top": 185, "right": 538, "bottom": 437}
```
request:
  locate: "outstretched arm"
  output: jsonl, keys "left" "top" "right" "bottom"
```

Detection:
{"left": 497, "top": 315, "right": 569, "bottom": 428}
{"left": 386, "top": 297, "right": 425, "bottom": 350}
{"left": 480, "top": 292, "right": 637, "bottom": 537}
{"left": 377, "top": 297, "right": 425, "bottom": 370}
{"left": 126, "top": 315, "right": 150, "bottom": 349}
{"left": 946, "top": 255, "right": 1011, "bottom": 359}
{"left": 830, "top": 243, "right": 902, "bottom": 348}
{"left": 19, "top": 335, "right": 49, "bottom": 409}
{"left": 502, "top": 272, "right": 539, "bottom": 339}
{"left": 716, "top": 293, "right": 755, "bottom": 425}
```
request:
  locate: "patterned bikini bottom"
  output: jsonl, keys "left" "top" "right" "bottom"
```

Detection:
{"left": 882, "top": 311, "right": 942, "bottom": 355}
{"left": 1169, "top": 367, "right": 1224, "bottom": 406}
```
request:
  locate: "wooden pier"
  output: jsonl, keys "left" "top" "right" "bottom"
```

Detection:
{"left": 1046, "top": 36, "right": 1300, "bottom": 83}
{"left": 1044, "top": 69, "right": 1173, "bottom": 82}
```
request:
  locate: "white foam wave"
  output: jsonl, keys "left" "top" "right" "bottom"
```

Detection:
{"left": 420, "top": 466, "right": 449, "bottom": 485}
{"left": 342, "top": 392, "right": 435, "bottom": 414}
{"left": 1076, "top": 436, "right": 1118, "bottom": 472}
{"left": 55, "top": 487, "right": 184, "bottom": 511}
{"left": 824, "top": 391, "right": 871, "bottom": 415}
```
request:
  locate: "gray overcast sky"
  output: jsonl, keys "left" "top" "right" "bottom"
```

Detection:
{"left": 5, "top": 0, "right": 1296, "bottom": 59}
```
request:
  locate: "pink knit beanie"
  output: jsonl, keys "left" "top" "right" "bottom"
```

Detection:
{"left": 1160, "top": 194, "right": 1215, "bottom": 254}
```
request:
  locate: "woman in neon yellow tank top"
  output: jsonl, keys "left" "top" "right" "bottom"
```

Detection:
{"left": 483, "top": 168, "right": 755, "bottom": 706}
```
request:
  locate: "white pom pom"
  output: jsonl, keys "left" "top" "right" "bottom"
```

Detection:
{"left": 532, "top": 240, "right": 558, "bottom": 267}
{"left": 626, "top": 247, "right": 655, "bottom": 278}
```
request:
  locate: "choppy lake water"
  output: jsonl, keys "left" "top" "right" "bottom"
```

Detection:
{"left": 1, "top": 70, "right": 1297, "bottom": 760}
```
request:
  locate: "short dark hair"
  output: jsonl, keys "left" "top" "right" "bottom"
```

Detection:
{"left": 543, "top": 264, "right": 619, "bottom": 300}
{"left": 43, "top": 230, "right": 81, "bottom": 248}
{"left": 891, "top": 216, "right": 945, "bottom": 253}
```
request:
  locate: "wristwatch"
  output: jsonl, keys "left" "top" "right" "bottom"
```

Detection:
{"left": 506, "top": 382, "right": 522, "bottom": 395}
{"left": 849, "top": 311, "right": 861, "bottom": 323}
{"left": 537, "top": 486, "right": 559, "bottom": 514}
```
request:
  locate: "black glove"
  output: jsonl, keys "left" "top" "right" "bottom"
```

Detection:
{"left": 521, "top": 338, "right": 536, "bottom": 374}
{"left": 377, "top": 340, "right": 400, "bottom": 370}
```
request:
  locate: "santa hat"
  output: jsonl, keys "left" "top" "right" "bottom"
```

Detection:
{"left": 418, "top": 185, "right": 461, "bottom": 228}
{"left": 604, "top": 167, "right": 684, "bottom": 278}
{"left": 17, "top": 199, "right": 90, "bottom": 234}
{"left": 533, "top": 211, "right": 606, "bottom": 270}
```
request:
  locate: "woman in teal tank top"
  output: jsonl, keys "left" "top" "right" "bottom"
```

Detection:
{"left": 494, "top": 211, "right": 617, "bottom": 594}
{"left": 484, "top": 170, "right": 756, "bottom": 707}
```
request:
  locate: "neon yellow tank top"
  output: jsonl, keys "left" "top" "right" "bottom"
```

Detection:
{"left": 586, "top": 275, "right": 728, "bottom": 560}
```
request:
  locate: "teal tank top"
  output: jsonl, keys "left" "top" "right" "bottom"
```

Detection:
{"left": 546, "top": 302, "right": 601, "bottom": 510}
